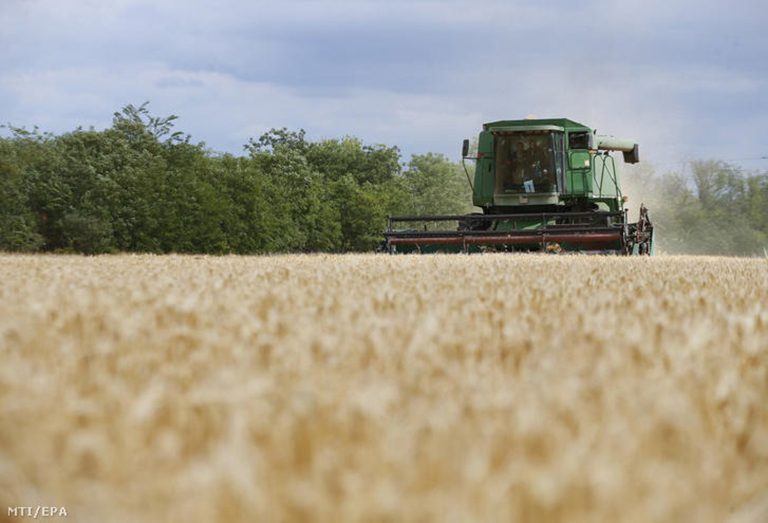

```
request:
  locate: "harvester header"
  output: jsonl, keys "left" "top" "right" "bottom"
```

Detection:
{"left": 384, "top": 117, "right": 654, "bottom": 255}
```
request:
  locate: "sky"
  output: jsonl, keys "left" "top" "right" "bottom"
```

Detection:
{"left": 1, "top": 0, "right": 767, "bottom": 170}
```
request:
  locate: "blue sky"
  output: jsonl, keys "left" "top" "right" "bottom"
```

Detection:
{"left": 1, "top": 0, "right": 766, "bottom": 170}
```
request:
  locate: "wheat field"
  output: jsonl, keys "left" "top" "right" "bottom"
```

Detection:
{"left": 0, "top": 254, "right": 767, "bottom": 522}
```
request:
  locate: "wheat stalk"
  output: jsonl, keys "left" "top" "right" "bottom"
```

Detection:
{"left": 0, "top": 254, "right": 766, "bottom": 522}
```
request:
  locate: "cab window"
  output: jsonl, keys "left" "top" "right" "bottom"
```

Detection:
{"left": 568, "top": 132, "right": 590, "bottom": 149}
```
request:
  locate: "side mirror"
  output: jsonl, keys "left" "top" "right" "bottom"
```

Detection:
{"left": 461, "top": 139, "right": 469, "bottom": 158}
{"left": 587, "top": 132, "right": 595, "bottom": 150}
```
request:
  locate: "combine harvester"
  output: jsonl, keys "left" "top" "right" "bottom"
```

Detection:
{"left": 384, "top": 118, "right": 654, "bottom": 255}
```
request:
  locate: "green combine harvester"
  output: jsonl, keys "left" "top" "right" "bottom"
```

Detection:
{"left": 383, "top": 118, "right": 654, "bottom": 255}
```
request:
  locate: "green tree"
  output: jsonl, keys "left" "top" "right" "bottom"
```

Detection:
{"left": 402, "top": 153, "right": 474, "bottom": 216}
{"left": 0, "top": 142, "right": 44, "bottom": 251}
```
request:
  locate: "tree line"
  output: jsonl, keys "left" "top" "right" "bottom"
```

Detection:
{"left": 0, "top": 104, "right": 471, "bottom": 254}
{"left": 1, "top": 104, "right": 766, "bottom": 255}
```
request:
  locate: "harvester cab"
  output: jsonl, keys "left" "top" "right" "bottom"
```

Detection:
{"left": 384, "top": 118, "right": 654, "bottom": 255}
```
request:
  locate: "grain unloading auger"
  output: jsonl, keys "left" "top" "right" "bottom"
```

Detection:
{"left": 384, "top": 118, "right": 655, "bottom": 255}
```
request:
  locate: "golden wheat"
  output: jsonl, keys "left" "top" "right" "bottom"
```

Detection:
{"left": 1, "top": 254, "right": 767, "bottom": 522}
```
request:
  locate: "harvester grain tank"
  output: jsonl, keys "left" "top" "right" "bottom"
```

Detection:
{"left": 383, "top": 118, "right": 655, "bottom": 254}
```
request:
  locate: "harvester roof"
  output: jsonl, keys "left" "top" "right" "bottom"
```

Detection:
{"left": 482, "top": 118, "right": 590, "bottom": 132}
